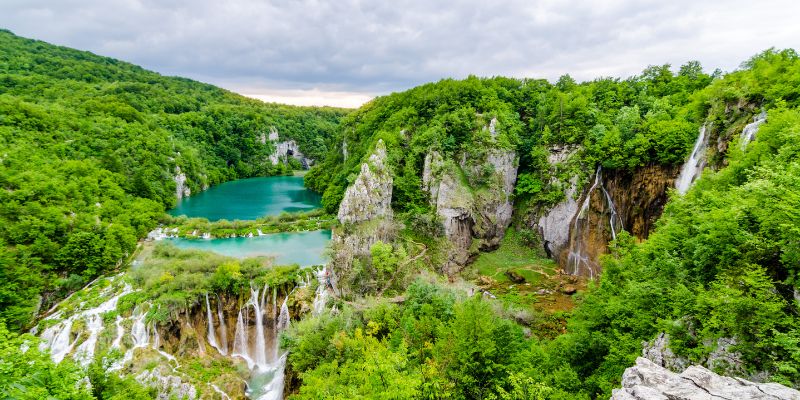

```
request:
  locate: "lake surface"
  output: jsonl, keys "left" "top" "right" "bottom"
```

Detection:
{"left": 166, "top": 230, "right": 331, "bottom": 266}
{"left": 169, "top": 176, "right": 321, "bottom": 221}
{"left": 166, "top": 175, "right": 329, "bottom": 266}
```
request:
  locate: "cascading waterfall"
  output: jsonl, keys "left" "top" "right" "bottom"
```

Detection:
{"left": 232, "top": 309, "right": 253, "bottom": 369}
{"left": 41, "top": 319, "right": 74, "bottom": 363}
{"left": 227, "top": 283, "right": 292, "bottom": 400}
{"left": 277, "top": 298, "right": 290, "bottom": 332}
{"left": 39, "top": 283, "right": 132, "bottom": 365}
{"left": 566, "top": 167, "right": 623, "bottom": 278}
{"left": 205, "top": 293, "right": 223, "bottom": 355}
{"left": 111, "top": 315, "right": 125, "bottom": 349}
{"left": 217, "top": 295, "right": 229, "bottom": 355}
{"left": 676, "top": 125, "right": 707, "bottom": 195}
{"left": 312, "top": 266, "right": 330, "bottom": 316}
{"left": 131, "top": 307, "right": 150, "bottom": 348}
{"left": 251, "top": 285, "right": 268, "bottom": 370}
{"left": 739, "top": 110, "right": 767, "bottom": 149}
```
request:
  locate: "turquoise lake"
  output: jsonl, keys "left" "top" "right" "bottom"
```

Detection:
{"left": 166, "top": 175, "right": 329, "bottom": 265}
{"left": 169, "top": 176, "right": 321, "bottom": 221}
{"left": 165, "top": 230, "right": 331, "bottom": 266}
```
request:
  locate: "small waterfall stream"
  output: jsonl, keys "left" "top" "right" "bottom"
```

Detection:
{"left": 312, "top": 266, "right": 330, "bottom": 315}
{"left": 205, "top": 293, "right": 223, "bottom": 355}
{"left": 739, "top": 110, "right": 767, "bottom": 149}
{"left": 566, "top": 167, "right": 623, "bottom": 278}
{"left": 216, "top": 295, "right": 229, "bottom": 355}
{"left": 676, "top": 125, "right": 708, "bottom": 195}
{"left": 39, "top": 282, "right": 132, "bottom": 366}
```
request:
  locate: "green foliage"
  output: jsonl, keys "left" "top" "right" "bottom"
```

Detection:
{"left": 286, "top": 280, "right": 555, "bottom": 399}
{"left": 162, "top": 208, "right": 335, "bottom": 238}
{"left": 127, "top": 243, "right": 299, "bottom": 322}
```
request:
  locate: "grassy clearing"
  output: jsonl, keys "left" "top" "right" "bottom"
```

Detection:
{"left": 465, "top": 228, "right": 587, "bottom": 337}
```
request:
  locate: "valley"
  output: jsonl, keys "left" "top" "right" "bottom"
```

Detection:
{"left": 1, "top": 28, "right": 800, "bottom": 400}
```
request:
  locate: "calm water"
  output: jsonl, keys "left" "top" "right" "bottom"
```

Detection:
{"left": 169, "top": 176, "right": 321, "bottom": 221}
{"left": 165, "top": 230, "right": 331, "bottom": 266}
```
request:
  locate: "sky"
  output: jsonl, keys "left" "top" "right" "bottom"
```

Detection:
{"left": 2, "top": 0, "right": 799, "bottom": 108}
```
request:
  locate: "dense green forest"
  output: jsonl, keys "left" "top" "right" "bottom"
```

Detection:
{"left": 0, "top": 29, "right": 346, "bottom": 330}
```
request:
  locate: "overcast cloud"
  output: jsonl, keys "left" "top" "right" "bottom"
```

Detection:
{"left": 2, "top": 0, "right": 799, "bottom": 107}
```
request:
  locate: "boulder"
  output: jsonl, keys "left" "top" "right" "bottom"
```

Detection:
{"left": 506, "top": 270, "right": 526, "bottom": 284}
{"left": 611, "top": 357, "right": 800, "bottom": 400}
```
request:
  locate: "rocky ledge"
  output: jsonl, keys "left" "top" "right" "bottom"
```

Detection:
{"left": 612, "top": 357, "right": 800, "bottom": 400}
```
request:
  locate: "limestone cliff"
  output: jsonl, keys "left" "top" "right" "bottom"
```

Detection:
{"left": 422, "top": 118, "right": 519, "bottom": 275}
{"left": 174, "top": 166, "right": 190, "bottom": 200}
{"left": 331, "top": 140, "right": 396, "bottom": 283}
{"left": 336, "top": 140, "right": 393, "bottom": 224}
{"left": 529, "top": 145, "right": 580, "bottom": 264}
{"left": 612, "top": 357, "right": 800, "bottom": 400}
{"left": 268, "top": 127, "right": 314, "bottom": 168}
{"left": 545, "top": 163, "right": 677, "bottom": 277}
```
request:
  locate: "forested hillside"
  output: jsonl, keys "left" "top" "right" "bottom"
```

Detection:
{"left": 0, "top": 30, "right": 346, "bottom": 329}
{"left": 297, "top": 48, "right": 800, "bottom": 398}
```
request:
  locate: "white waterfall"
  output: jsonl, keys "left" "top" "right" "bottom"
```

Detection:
{"left": 39, "top": 283, "right": 131, "bottom": 365}
{"left": 41, "top": 319, "right": 74, "bottom": 363}
{"left": 257, "top": 229, "right": 264, "bottom": 236}
{"left": 312, "top": 266, "right": 330, "bottom": 316}
{"left": 205, "top": 293, "right": 223, "bottom": 355}
{"left": 740, "top": 110, "right": 767, "bottom": 149}
{"left": 251, "top": 286, "right": 268, "bottom": 371}
{"left": 111, "top": 315, "right": 125, "bottom": 349}
{"left": 232, "top": 309, "right": 254, "bottom": 369}
{"left": 217, "top": 296, "right": 229, "bottom": 355}
{"left": 277, "top": 298, "right": 290, "bottom": 336}
{"left": 131, "top": 308, "right": 150, "bottom": 348}
{"left": 72, "top": 314, "right": 103, "bottom": 366}
{"left": 676, "top": 125, "right": 707, "bottom": 195}
{"left": 566, "top": 168, "right": 602, "bottom": 277}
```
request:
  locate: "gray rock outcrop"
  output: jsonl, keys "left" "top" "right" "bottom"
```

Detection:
{"left": 530, "top": 145, "right": 580, "bottom": 260}
{"left": 421, "top": 117, "right": 518, "bottom": 274}
{"left": 331, "top": 140, "right": 396, "bottom": 286}
{"left": 642, "top": 332, "right": 689, "bottom": 372}
{"left": 136, "top": 367, "right": 198, "bottom": 400}
{"left": 337, "top": 140, "right": 393, "bottom": 224}
{"left": 267, "top": 127, "right": 313, "bottom": 168}
{"left": 612, "top": 357, "right": 800, "bottom": 400}
{"left": 174, "top": 166, "right": 190, "bottom": 200}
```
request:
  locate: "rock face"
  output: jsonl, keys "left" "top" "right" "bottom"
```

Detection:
{"left": 136, "top": 368, "right": 198, "bottom": 400}
{"left": 174, "top": 166, "right": 190, "bottom": 200}
{"left": 268, "top": 127, "right": 313, "bottom": 168}
{"left": 542, "top": 163, "right": 677, "bottom": 277}
{"left": 642, "top": 332, "right": 689, "bottom": 372}
{"left": 531, "top": 145, "right": 580, "bottom": 263}
{"left": 612, "top": 357, "right": 800, "bottom": 400}
{"left": 332, "top": 140, "right": 396, "bottom": 285}
{"left": 337, "top": 140, "right": 393, "bottom": 224}
{"left": 422, "top": 117, "right": 518, "bottom": 274}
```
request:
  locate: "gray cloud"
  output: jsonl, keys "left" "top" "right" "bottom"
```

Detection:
{"left": 2, "top": 0, "right": 799, "bottom": 106}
